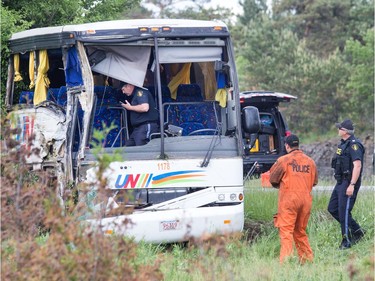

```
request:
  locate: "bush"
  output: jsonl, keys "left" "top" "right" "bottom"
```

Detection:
{"left": 1, "top": 121, "right": 163, "bottom": 280}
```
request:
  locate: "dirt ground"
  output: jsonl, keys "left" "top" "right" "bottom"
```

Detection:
{"left": 243, "top": 220, "right": 272, "bottom": 243}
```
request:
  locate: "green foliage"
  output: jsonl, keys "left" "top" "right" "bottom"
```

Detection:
{"left": 244, "top": 179, "right": 278, "bottom": 221}
{"left": 88, "top": 123, "right": 123, "bottom": 200}
{"left": 238, "top": 0, "right": 268, "bottom": 25}
{"left": 285, "top": 48, "right": 351, "bottom": 134}
{"left": 235, "top": 16, "right": 301, "bottom": 91}
{"left": 235, "top": 0, "right": 374, "bottom": 136}
{"left": 0, "top": 6, "right": 32, "bottom": 115}
{"left": 236, "top": 18, "right": 349, "bottom": 133}
{"left": 271, "top": 0, "right": 373, "bottom": 56}
{"left": 343, "top": 28, "right": 375, "bottom": 131}
{"left": 141, "top": 0, "right": 235, "bottom": 26}
{"left": 1, "top": 121, "right": 163, "bottom": 280}
{"left": 136, "top": 185, "right": 374, "bottom": 281}
{"left": 164, "top": 6, "right": 234, "bottom": 25}
{"left": 80, "top": 0, "right": 140, "bottom": 23}
{"left": 3, "top": 0, "right": 81, "bottom": 28}
{"left": 2, "top": 0, "right": 141, "bottom": 28}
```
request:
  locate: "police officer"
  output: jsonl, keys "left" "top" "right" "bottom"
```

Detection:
{"left": 328, "top": 119, "right": 365, "bottom": 249}
{"left": 119, "top": 82, "right": 159, "bottom": 146}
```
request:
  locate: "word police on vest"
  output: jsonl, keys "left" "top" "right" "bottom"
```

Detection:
{"left": 289, "top": 160, "right": 310, "bottom": 173}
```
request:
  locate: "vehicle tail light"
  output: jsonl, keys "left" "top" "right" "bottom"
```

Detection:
{"left": 285, "top": 130, "right": 292, "bottom": 137}
{"left": 239, "top": 193, "right": 244, "bottom": 201}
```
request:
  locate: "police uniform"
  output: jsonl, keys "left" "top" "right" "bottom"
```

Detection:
{"left": 125, "top": 87, "right": 159, "bottom": 146}
{"left": 328, "top": 134, "right": 365, "bottom": 248}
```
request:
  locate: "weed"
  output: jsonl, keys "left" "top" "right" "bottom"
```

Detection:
{"left": 1, "top": 120, "right": 163, "bottom": 280}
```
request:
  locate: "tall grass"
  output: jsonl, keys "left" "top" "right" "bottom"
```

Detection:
{"left": 151, "top": 181, "right": 374, "bottom": 281}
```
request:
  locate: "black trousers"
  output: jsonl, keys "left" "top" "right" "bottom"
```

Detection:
{"left": 327, "top": 178, "right": 362, "bottom": 237}
{"left": 126, "top": 122, "right": 159, "bottom": 146}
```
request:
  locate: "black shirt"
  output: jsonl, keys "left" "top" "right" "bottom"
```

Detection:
{"left": 128, "top": 87, "right": 159, "bottom": 127}
{"left": 339, "top": 135, "right": 364, "bottom": 175}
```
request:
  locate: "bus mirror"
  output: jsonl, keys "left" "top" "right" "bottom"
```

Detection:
{"left": 242, "top": 106, "right": 261, "bottom": 134}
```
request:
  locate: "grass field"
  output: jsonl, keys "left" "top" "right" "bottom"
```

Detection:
{"left": 142, "top": 179, "right": 374, "bottom": 281}
{"left": 2, "top": 176, "right": 373, "bottom": 280}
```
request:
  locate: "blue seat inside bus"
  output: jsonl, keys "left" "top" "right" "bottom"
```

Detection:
{"left": 92, "top": 86, "right": 124, "bottom": 147}
{"left": 164, "top": 84, "right": 219, "bottom": 135}
{"left": 47, "top": 88, "right": 60, "bottom": 103}
{"left": 19, "top": 91, "right": 34, "bottom": 104}
{"left": 179, "top": 109, "right": 205, "bottom": 135}
{"left": 169, "top": 83, "right": 203, "bottom": 127}
{"left": 51, "top": 85, "right": 123, "bottom": 147}
{"left": 56, "top": 86, "right": 68, "bottom": 106}
{"left": 176, "top": 84, "right": 203, "bottom": 102}
{"left": 19, "top": 88, "right": 63, "bottom": 105}
{"left": 147, "top": 85, "right": 173, "bottom": 103}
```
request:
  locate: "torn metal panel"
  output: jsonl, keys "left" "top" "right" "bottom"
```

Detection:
{"left": 76, "top": 42, "right": 94, "bottom": 160}
{"left": 7, "top": 103, "right": 66, "bottom": 164}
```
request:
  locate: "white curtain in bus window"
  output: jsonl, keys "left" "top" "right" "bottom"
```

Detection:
{"left": 158, "top": 47, "right": 222, "bottom": 63}
{"left": 88, "top": 46, "right": 151, "bottom": 88}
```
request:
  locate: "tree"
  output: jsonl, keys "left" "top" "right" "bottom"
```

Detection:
{"left": 285, "top": 47, "right": 350, "bottom": 135}
{"left": 141, "top": 0, "right": 234, "bottom": 25}
{"left": 0, "top": 6, "right": 32, "bottom": 113}
{"left": 163, "top": 6, "right": 233, "bottom": 24}
{"left": 234, "top": 16, "right": 300, "bottom": 91}
{"left": 271, "top": 0, "right": 374, "bottom": 57}
{"left": 238, "top": 0, "right": 268, "bottom": 25}
{"left": 343, "top": 28, "right": 374, "bottom": 132}
{"left": 81, "top": 0, "right": 140, "bottom": 23}
{"left": 2, "top": 0, "right": 140, "bottom": 28}
{"left": 235, "top": 0, "right": 373, "bottom": 136}
{"left": 234, "top": 14, "right": 352, "bottom": 134}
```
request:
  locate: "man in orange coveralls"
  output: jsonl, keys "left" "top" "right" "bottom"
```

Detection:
{"left": 269, "top": 134, "right": 318, "bottom": 264}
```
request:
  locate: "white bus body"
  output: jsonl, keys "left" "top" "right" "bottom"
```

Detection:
{"left": 6, "top": 19, "right": 260, "bottom": 243}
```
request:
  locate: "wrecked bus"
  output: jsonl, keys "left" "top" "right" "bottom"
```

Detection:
{"left": 5, "top": 19, "right": 260, "bottom": 243}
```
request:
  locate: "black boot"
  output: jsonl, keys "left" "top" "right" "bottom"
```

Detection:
{"left": 351, "top": 229, "right": 365, "bottom": 245}
{"left": 339, "top": 235, "right": 351, "bottom": 249}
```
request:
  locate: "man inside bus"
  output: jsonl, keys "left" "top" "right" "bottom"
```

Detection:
{"left": 118, "top": 82, "right": 159, "bottom": 146}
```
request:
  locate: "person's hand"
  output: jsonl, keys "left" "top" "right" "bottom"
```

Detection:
{"left": 120, "top": 100, "right": 132, "bottom": 110}
{"left": 346, "top": 185, "right": 354, "bottom": 196}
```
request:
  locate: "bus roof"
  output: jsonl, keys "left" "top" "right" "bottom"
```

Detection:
{"left": 10, "top": 19, "right": 228, "bottom": 41}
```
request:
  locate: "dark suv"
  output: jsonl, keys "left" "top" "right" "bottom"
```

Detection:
{"left": 240, "top": 91, "right": 297, "bottom": 178}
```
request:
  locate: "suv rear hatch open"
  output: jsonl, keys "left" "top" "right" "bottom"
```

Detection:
{"left": 240, "top": 91, "right": 297, "bottom": 178}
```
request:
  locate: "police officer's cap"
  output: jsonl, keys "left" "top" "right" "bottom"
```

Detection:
{"left": 120, "top": 81, "right": 130, "bottom": 88}
{"left": 285, "top": 134, "right": 299, "bottom": 147}
{"left": 335, "top": 119, "right": 354, "bottom": 131}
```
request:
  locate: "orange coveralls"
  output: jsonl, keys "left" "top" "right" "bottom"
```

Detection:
{"left": 269, "top": 149, "right": 318, "bottom": 264}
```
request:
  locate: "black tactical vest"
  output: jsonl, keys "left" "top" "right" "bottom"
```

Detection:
{"left": 331, "top": 137, "right": 364, "bottom": 182}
